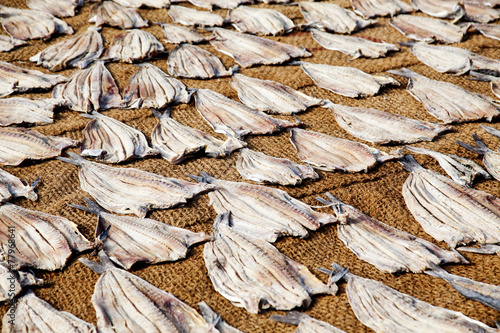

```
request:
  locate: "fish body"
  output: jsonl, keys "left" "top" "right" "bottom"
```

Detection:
{"left": 473, "top": 23, "right": 500, "bottom": 41}
{"left": 112, "top": 0, "right": 170, "bottom": 8}
{"left": 0, "top": 36, "right": 26, "bottom": 52}
{"left": 89, "top": 1, "right": 148, "bottom": 29}
{"left": 104, "top": 29, "right": 165, "bottom": 63}
{"left": 390, "top": 14, "right": 469, "bottom": 43}
{"left": 271, "top": 311, "right": 347, "bottom": 333}
{"left": 351, "top": 0, "right": 414, "bottom": 18}
{"left": 0, "top": 97, "right": 64, "bottom": 126}
{"left": 0, "top": 168, "right": 38, "bottom": 203}
{"left": 168, "top": 5, "right": 225, "bottom": 27}
{"left": 188, "top": 0, "right": 250, "bottom": 9}
{"left": 227, "top": 6, "right": 295, "bottom": 35}
{"left": 410, "top": 0, "right": 464, "bottom": 19}
{"left": 457, "top": 133, "right": 500, "bottom": 182}
{"left": 0, "top": 262, "right": 43, "bottom": 302}
{"left": 159, "top": 23, "right": 206, "bottom": 44}
{"left": 26, "top": 0, "right": 82, "bottom": 17}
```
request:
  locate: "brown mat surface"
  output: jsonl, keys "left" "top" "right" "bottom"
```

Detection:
{"left": 1, "top": 0, "right": 499, "bottom": 332}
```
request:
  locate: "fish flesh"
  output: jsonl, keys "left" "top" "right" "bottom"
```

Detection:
{"left": 0, "top": 36, "right": 26, "bottom": 52}
{"left": 319, "top": 263, "right": 500, "bottom": 333}
{"left": 290, "top": 128, "right": 395, "bottom": 173}
{"left": 158, "top": 23, "right": 206, "bottom": 44}
{"left": 80, "top": 251, "right": 219, "bottom": 333}
{"left": 316, "top": 193, "right": 467, "bottom": 273}
{"left": 388, "top": 68, "right": 499, "bottom": 123}
{"left": 464, "top": 1, "right": 500, "bottom": 23}
{"left": 299, "top": 2, "right": 376, "bottom": 33}
{"left": 112, "top": 0, "right": 170, "bottom": 8}
{"left": 30, "top": 26, "right": 103, "bottom": 71}
{"left": 104, "top": 29, "right": 165, "bottom": 63}
{"left": 151, "top": 109, "right": 245, "bottom": 164}
{"left": 58, "top": 152, "right": 214, "bottom": 217}
{"left": 167, "top": 44, "right": 235, "bottom": 79}
{"left": 198, "top": 302, "right": 243, "bottom": 333}
{"left": 168, "top": 5, "right": 224, "bottom": 27}
{"left": 89, "top": 1, "right": 148, "bottom": 29}
{"left": 465, "top": 0, "right": 500, "bottom": 6}
{"left": 410, "top": 0, "right": 464, "bottom": 19}
{"left": 210, "top": 28, "right": 311, "bottom": 68}
{"left": 236, "top": 148, "right": 319, "bottom": 186}
{"left": 2, "top": 291, "right": 96, "bottom": 333}
{"left": 271, "top": 311, "right": 347, "bottom": 333}
{"left": 457, "top": 133, "right": 500, "bottom": 182}
{"left": 0, "top": 5, "right": 74, "bottom": 40}
{"left": 190, "top": 172, "right": 336, "bottom": 242}
{"left": 390, "top": 14, "right": 469, "bottom": 43}
{"left": 351, "top": 0, "right": 414, "bottom": 18}
{"left": 401, "top": 155, "right": 500, "bottom": 248}
{"left": 227, "top": 6, "right": 295, "bottom": 36}
{"left": 52, "top": 61, "right": 124, "bottom": 112}
{"left": 0, "top": 168, "right": 39, "bottom": 203}
{"left": 80, "top": 112, "right": 157, "bottom": 163}
{"left": 188, "top": 0, "right": 250, "bottom": 9}
{"left": 230, "top": 74, "right": 323, "bottom": 115}
{"left": 71, "top": 198, "right": 211, "bottom": 269}
{"left": 0, "top": 203, "right": 93, "bottom": 271}
{"left": 124, "top": 63, "right": 190, "bottom": 109}
{"left": 472, "top": 23, "right": 500, "bottom": 41}
{"left": 203, "top": 212, "right": 339, "bottom": 313}
{"left": 311, "top": 29, "right": 399, "bottom": 59}
{"left": 0, "top": 127, "right": 76, "bottom": 166}
{"left": 301, "top": 62, "right": 399, "bottom": 98}
{"left": 0, "top": 98, "right": 65, "bottom": 126}
{"left": 327, "top": 102, "right": 451, "bottom": 144}
{"left": 0, "top": 261, "right": 43, "bottom": 302}
{"left": 193, "top": 88, "right": 300, "bottom": 138}
{"left": 26, "top": 0, "right": 82, "bottom": 17}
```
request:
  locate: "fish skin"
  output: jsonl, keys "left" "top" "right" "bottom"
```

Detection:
{"left": 198, "top": 301, "right": 244, "bottom": 333}
{"left": 0, "top": 97, "right": 65, "bottom": 126}
{"left": 112, "top": 0, "right": 170, "bottom": 8}
{"left": 89, "top": 1, "right": 148, "bottom": 29}
{"left": 0, "top": 261, "right": 43, "bottom": 302}
{"left": 410, "top": 0, "right": 464, "bottom": 19}
{"left": 27, "top": 0, "right": 82, "bottom": 17}
{"left": 158, "top": 23, "right": 206, "bottom": 44}
{"left": 103, "top": 29, "right": 165, "bottom": 63}
{"left": 351, "top": 0, "right": 415, "bottom": 18}
{"left": 472, "top": 23, "right": 500, "bottom": 41}
{"left": 58, "top": 152, "right": 214, "bottom": 217}
{"left": 0, "top": 35, "right": 26, "bottom": 52}
{"left": 188, "top": 0, "right": 251, "bottom": 10}
{"left": 390, "top": 14, "right": 469, "bottom": 43}
{"left": 464, "top": 2, "right": 500, "bottom": 23}
{"left": 0, "top": 168, "right": 39, "bottom": 203}
{"left": 271, "top": 311, "right": 347, "bottom": 333}
{"left": 227, "top": 6, "right": 295, "bottom": 36}
{"left": 457, "top": 133, "right": 500, "bottom": 182}
{"left": 168, "top": 5, "right": 225, "bottom": 27}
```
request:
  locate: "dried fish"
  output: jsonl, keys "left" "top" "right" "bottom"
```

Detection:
{"left": 236, "top": 148, "right": 318, "bottom": 185}
{"left": 189, "top": 0, "right": 250, "bottom": 9}
{"left": 457, "top": 133, "right": 500, "bottom": 182}
{"left": 124, "top": 63, "right": 190, "bottom": 109}
{"left": 464, "top": 1, "right": 500, "bottom": 23}
{"left": 0, "top": 262, "right": 43, "bottom": 302}
{"left": 168, "top": 5, "right": 224, "bottom": 27}
{"left": 389, "top": 14, "right": 469, "bottom": 43}
{"left": 472, "top": 23, "right": 500, "bottom": 41}
{"left": 316, "top": 193, "right": 467, "bottom": 273}
{"left": 327, "top": 102, "right": 451, "bottom": 144}
{"left": 0, "top": 168, "right": 39, "bottom": 203}
{"left": 319, "top": 263, "right": 500, "bottom": 333}
{"left": 457, "top": 243, "right": 500, "bottom": 255}
{"left": 299, "top": 2, "right": 375, "bottom": 33}
{"left": 158, "top": 23, "right": 206, "bottom": 44}
{"left": 290, "top": 128, "right": 395, "bottom": 173}
{"left": 351, "top": 0, "right": 415, "bottom": 18}
{"left": 112, "top": 0, "right": 170, "bottom": 8}
{"left": 151, "top": 109, "right": 245, "bottom": 164}
{"left": 104, "top": 29, "right": 165, "bottom": 63}
{"left": 189, "top": 172, "right": 336, "bottom": 242}
{"left": 30, "top": 26, "right": 103, "bottom": 71}
{"left": 0, "top": 5, "right": 74, "bottom": 40}
{"left": 53, "top": 61, "right": 124, "bottom": 112}
{"left": 204, "top": 212, "right": 338, "bottom": 313}
{"left": 301, "top": 62, "right": 399, "bottom": 98}
{"left": 227, "top": 6, "right": 295, "bottom": 36}
{"left": 401, "top": 155, "right": 500, "bottom": 248}
{"left": 80, "top": 251, "right": 218, "bottom": 332}
{"left": 388, "top": 68, "right": 499, "bottom": 123}
{"left": 2, "top": 291, "right": 96, "bottom": 332}
{"left": 230, "top": 74, "right": 323, "bottom": 115}
{"left": 210, "top": 28, "right": 311, "bottom": 68}
{"left": 311, "top": 29, "right": 399, "bottom": 59}
{"left": 0, "top": 36, "right": 26, "bottom": 52}
{"left": 89, "top": 1, "right": 148, "bottom": 29}
{"left": 0, "top": 98, "right": 64, "bottom": 126}
{"left": 58, "top": 152, "right": 214, "bottom": 217}
{"left": 198, "top": 301, "right": 243, "bottom": 333}
{"left": 0, "top": 203, "right": 93, "bottom": 271}
{"left": 271, "top": 311, "right": 346, "bottom": 333}
{"left": 0, "top": 127, "right": 76, "bottom": 166}
{"left": 26, "top": 0, "right": 82, "bottom": 17}
{"left": 410, "top": 0, "right": 464, "bottom": 19}
{"left": 167, "top": 44, "right": 235, "bottom": 79}
{"left": 193, "top": 88, "right": 300, "bottom": 138}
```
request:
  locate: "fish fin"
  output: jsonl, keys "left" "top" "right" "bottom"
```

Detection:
{"left": 456, "top": 136, "right": 490, "bottom": 155}
{"left": 198, "top": 302, "right": 222, "bottom": 327}
{"left": 270, "top": 311, "right": 307, "bottom": 325}
{"left": 399, "top": 155, "right": 424, "bottom": 172}
{"left": 31, "top": 177, "right": 41, "bottom": 189}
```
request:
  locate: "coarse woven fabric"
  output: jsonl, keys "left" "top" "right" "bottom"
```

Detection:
{"left": 0, "top": 0, "right": 499, "bottom": 332}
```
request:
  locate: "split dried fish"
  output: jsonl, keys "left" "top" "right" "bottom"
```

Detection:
{"left": 299, "top": 2, "right": 375, "bottom": 33}
{"left": 473, "top": 23, "right": 500, "bottom": 41}
{"left": 290, "top": 128, "right": 395, "bottom": 173}
{"left": 0, "top": 127, "right": 76, "bottom": 166}
{"left": 227, "top": 6, "right": 295, "bottom": 36}
{"left": 204, "top": 212, "right": 338, "bottom": 313}
{"left": 80, "top": 251, "right": 218, "bottom": 333}
{"left": 319, "top": 263, "right": 500, "bottom": 333}
{"left": 388, "top": 68, "right": 499, "bottom": 123}
{"left": 124, "top": 63, "right": 190, "bottom": 109}
{"left": 0, "top": 168, "right": 39, "bottom": 203}
{"left": 0, "top": 262, "right": 43, "bottom": 302}
{"left": 89, "top": 1, "right": 148, "bottom": 29}
{"left": 210, "top": 28, "right": 311, "bottom": 68}
{"left": 58, "top": 152, "right": 214, "bottom": 217}
{"left": 30, "top": 26, "right": 103, "bottom": 72}
{"left": 0, "top": 203, "right": 93, "bottom": 271}
{"left": 0, "top": 5, "right": 74, "bottom": 40}
{"left": 390, "top": 14, "right": 469, "bottom": 43}
{"left": 112, "top": 0, "right": 170, "bottom": 8}
{"left": 53, "top": 61, "right": 124, "bottom": 112}
{"left": 2, "top": 291, "right": 96, "bottom": 333}
{"left": 168, "top": 5, "right": 224, "bottom": 27}
{"left": 351, "top": 0, "right": 415, "bottom": 18}
{"left": 230, "top": 73, "right": 323, "bottom": 115}
{"left": 167, "top": 44, "right": 234, "bottom": 79}
{"left": 151, "top": 109, "right": 245, "bottom": 164}
{"left": 189, "top": 0, "right": 250, "bottom": 9}
{"left": 0, "top": 97, "right": 64, "bottom": 126}
{"left": 271, "top": 311, "right": 346, "bottom": 333}
{"left": 26, "top": 0, "right": 82, "bottom": 17}
{"left": 457, "top": 243, "right": 500, "bottom": 256}
{"left": 311, "top": 29, "right": 399, "bottom": 59}
{"left": 464, "top": 1, "right": 500, "bottom": 23}
{"left": 457, "top": 133, "right": 500, "bottom": 182}
{"left": 158, "top": 23, "right": 206, "bottom": 44}
{"left": 0, "top": 36, "right": 26, "bottom": 52}
{"left": 401, "top": 155, "right": 500, "bottom": 248}
{"left": 198, "top": 301, "right": 243, "bottom": 333}
{"left": 194, "top": 88, "right": 300, "bottom": 138}
{"left": 236, "top": 148, "right": 318, "bottom": 186}
{"left": 316, "top": 193, "right": 467, "bottom": 273}
{"left": 327, "top": 102, "right": 451, "bottom": 144}
{"left": 410, "top": 0, "right": 464, "bottom": 19}
{"left": 190, "top": 172, "right": 336, "bottom": 242}
{"left": 301, "top": 62, "right": 399, "bottom": 98}
{"left": 104, "top": 29, "right": 165, "bottom": 63}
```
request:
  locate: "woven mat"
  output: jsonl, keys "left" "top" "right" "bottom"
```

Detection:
{"left": 1, "top": 0, "right": 499, "bottom": 332}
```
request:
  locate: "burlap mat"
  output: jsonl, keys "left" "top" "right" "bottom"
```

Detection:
{"left": 0, "top": 0, "right": 499, "bottom": 331}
